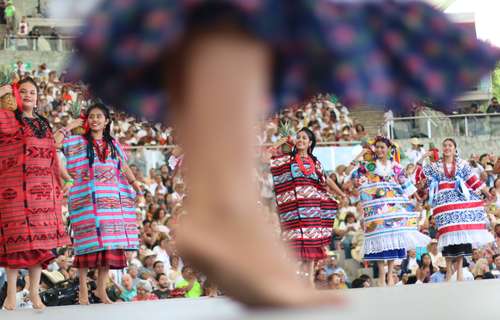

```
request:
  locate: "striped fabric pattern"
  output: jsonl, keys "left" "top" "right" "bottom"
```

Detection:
{"left": 0, "top": 110, "right": 70, "bottom": 259}
{"left": 0, "top": 249, "right": 55, "bottom": 269}
{"left": 72, "top": 249, "right": 127, "bottom": 269}
{"left": 270, "top": 155, "right": 337, "bottom": 261}
{"left": 417, "top": 159, "right": 494, "bottom": 250}
{"left": 63, "top": 135, "right": 139, "bottom": 256}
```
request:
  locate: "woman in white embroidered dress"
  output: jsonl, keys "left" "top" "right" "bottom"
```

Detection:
{"left": 416, "top": 138, "right": 493, "bottom": 281}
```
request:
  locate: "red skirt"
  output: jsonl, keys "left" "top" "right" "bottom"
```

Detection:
{"left": 295, "top": 246, "right": 327, "bottom": 262}
{"left": 0, "top": 250, "right": 55, "bottom": 269}
{"left": 73, "top": 249, "right": 127, "bottom": 269}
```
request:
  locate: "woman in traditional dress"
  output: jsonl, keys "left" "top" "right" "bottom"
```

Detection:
{"left": 270, "top": 127, "right": 345, "bottom": 284}
{"left": 416, "top": 138, "right": 493, "bottom": 281}
{"left": 350, "top": 136, "right": 430, "bottom": 287}
{"left": 68, "top": 0, "right": 498, "bottom": 307}
{"left": 56, "top": 103, "right": 141, "bottom": 304}
{"left": 0, "top": 79, "right": 70, "bottom": 310}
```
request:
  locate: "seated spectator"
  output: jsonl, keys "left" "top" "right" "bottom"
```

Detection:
{"left": 397, "top": 273, "right": 409, "bottom": 286}
{"left": 153, "top": 207, "right": 169, "bottom": 225}
{"left": 343, "top": 180, "right": 360, "bottom": 204}
{"left": 125, "top": 251, "right": 143, "bottom": 269}
{"left": 141, "top": 221, "right": 160, "bottom": 248}
{"left": 48, "top": 70, "right": 60, "bottom": 85}
{"left": 167, "top": 255, "right": 183, "bottom": 289}
{"left": 406, "top": 138, "right": 425, "bottom": 165}
{"left": 427, "top": 239, "right": 442, "bottom": 266}
{"left": 203, "top": 280, "right": 220, "bottom": 298}
{"left": 324, "top": 255, "right": 349, "bottom": 283}
{"left": 486, "top": 97, "right": 500, "bottom": 113}
{"left": 469, "top": 248, "right": 481, "bottom": 270}
{"left": 428, "top": 216, "right": 438, "bottom": 239}
{"left": 168, "top": 181, "right": 186, "bottom": 207}
{"left": 400, "top": 250, "right": 419, "bottom": 276}
{"left": 336, "top": 126, "right": 353, "bottom": 143}
{"left": 339, "top": 212, "right": 360, "bottom": 260}
{"left": 113, "top": 274, "right": 137, "bottom": 302}
{"left": 476, "top": 272, "right": 496, "bottom": 280}
{"left": 175, "top": 266, "right": 203, "bottom": 298}
{"left": 153, "top": 236, "right": 173, "bottom": 269}
{"left": 153, "top": 261, "right": 165, "bottom": 280}
{"left": 472, "top": 258, "right": 491, "bottom": 278}
{"left": 416, "top": 253, "right": 436, "bottom": 283}
{"left": 140, "top": 250, "right": 157, "bottom": 274}
{"left": 492, "top": 254, "right": 500, "bottom": 279}
{"left": 132, "top": 280, "right": 158, "bottom": 301}
{"left": 351, "top": 277, "right": 370, "bottom": 289}
{"left": 405, "top": 164, "right": 416, "bottom": 182}
{"left": 314, "top": 268, "right": 329, "bottom": 290}
{"left": 17, "top": 16, "right": 28, "bottom": 37}
{"left": 354, "top": 123, "right": 367, "bottom": 140}
{"left": 153, "top": 273, "right": 170, "bottom": 299}
{"left": 328, "top": 273, "right": 348, "bottom": 290}
{"left": 405, "top": 275, "right": 418, "bottom": 285}
{"left": 127, "top": 265, "right": 141, "bottom": 288}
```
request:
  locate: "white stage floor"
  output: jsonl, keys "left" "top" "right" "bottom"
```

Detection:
{"left": 2, "top": 280, "right": 499, "bottom": 320}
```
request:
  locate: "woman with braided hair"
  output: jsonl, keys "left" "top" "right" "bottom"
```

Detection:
{"left": 415, "top": 138, "right": 493, "bottom": 281}
{"left": 350, "top": 136, "right": 430, "bottom": 287}
{"left": 0, "top": 78, "right": 70, "bottom": 310}
{"left": 56, "top": 103, "right": 141, "bottom": 304}
{"left": 270, "top": 127, "right": 346, "bottom": 284}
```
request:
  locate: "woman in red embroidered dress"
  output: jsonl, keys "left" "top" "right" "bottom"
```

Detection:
{"left": 270, "top": 128, "right": 346, "bottom": 284}
{"left": 0, "top": 79, "right": 70, "bottom": 310}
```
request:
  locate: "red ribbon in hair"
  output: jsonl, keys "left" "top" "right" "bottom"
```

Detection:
{"left": 11, "top": 83, "right": 22, "bottom": 111}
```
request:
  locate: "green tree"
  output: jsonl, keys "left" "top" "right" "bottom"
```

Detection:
{"left": 493, "top": 62, "right": 500, "bottom": 100}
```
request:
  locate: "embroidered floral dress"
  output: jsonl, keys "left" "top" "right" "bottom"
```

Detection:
{"left": 352, "top": 160, "right": 430, "bottom": 261}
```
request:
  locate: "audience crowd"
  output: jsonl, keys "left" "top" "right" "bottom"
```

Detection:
{"left": 0, "top": 63, "right": 499, "bottom": 309}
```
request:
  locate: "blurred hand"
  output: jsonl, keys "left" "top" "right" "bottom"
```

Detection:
{"left": 132, "top": 181, "right": 142, "bottom": 194}
{"left": 0, "top": 85, "right": 12, "bottom": 97}
{"left": 62, "top": 184, "right": 71, "bottom": 195}
{"left": 68, "top": 118, "right": 84, "bottom": 130}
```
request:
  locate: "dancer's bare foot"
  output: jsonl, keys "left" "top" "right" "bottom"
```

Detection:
{"left": 29, "top": 291, "right": 46, "bottom": 310}
{"left": 95, "top": 290, "right": 113, "bottom": 304}
{"left": 78, "top": 285, "right": 90, "bottom": 305}
{"left": 2, "top": 295, "right": 16, "bottom": 311}
{"left": 176, "top": 213, "right": 346, "bottom": 308}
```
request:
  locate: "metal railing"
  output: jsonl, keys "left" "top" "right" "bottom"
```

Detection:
{"left": 122, "top": 141, "right": 362, "bottom": 176}
{"left": 386, "top": 113, "right": 500, "bottom": 139}
{"left": 1, "top": 35, "right": 76, "bottom": 52}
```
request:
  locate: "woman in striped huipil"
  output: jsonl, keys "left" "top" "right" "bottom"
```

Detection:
{"left": 57, "top": 103, "right": 141, "bottom": 304}
{"left": 416, "top": 138, "right": 493, "bottom": 281}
